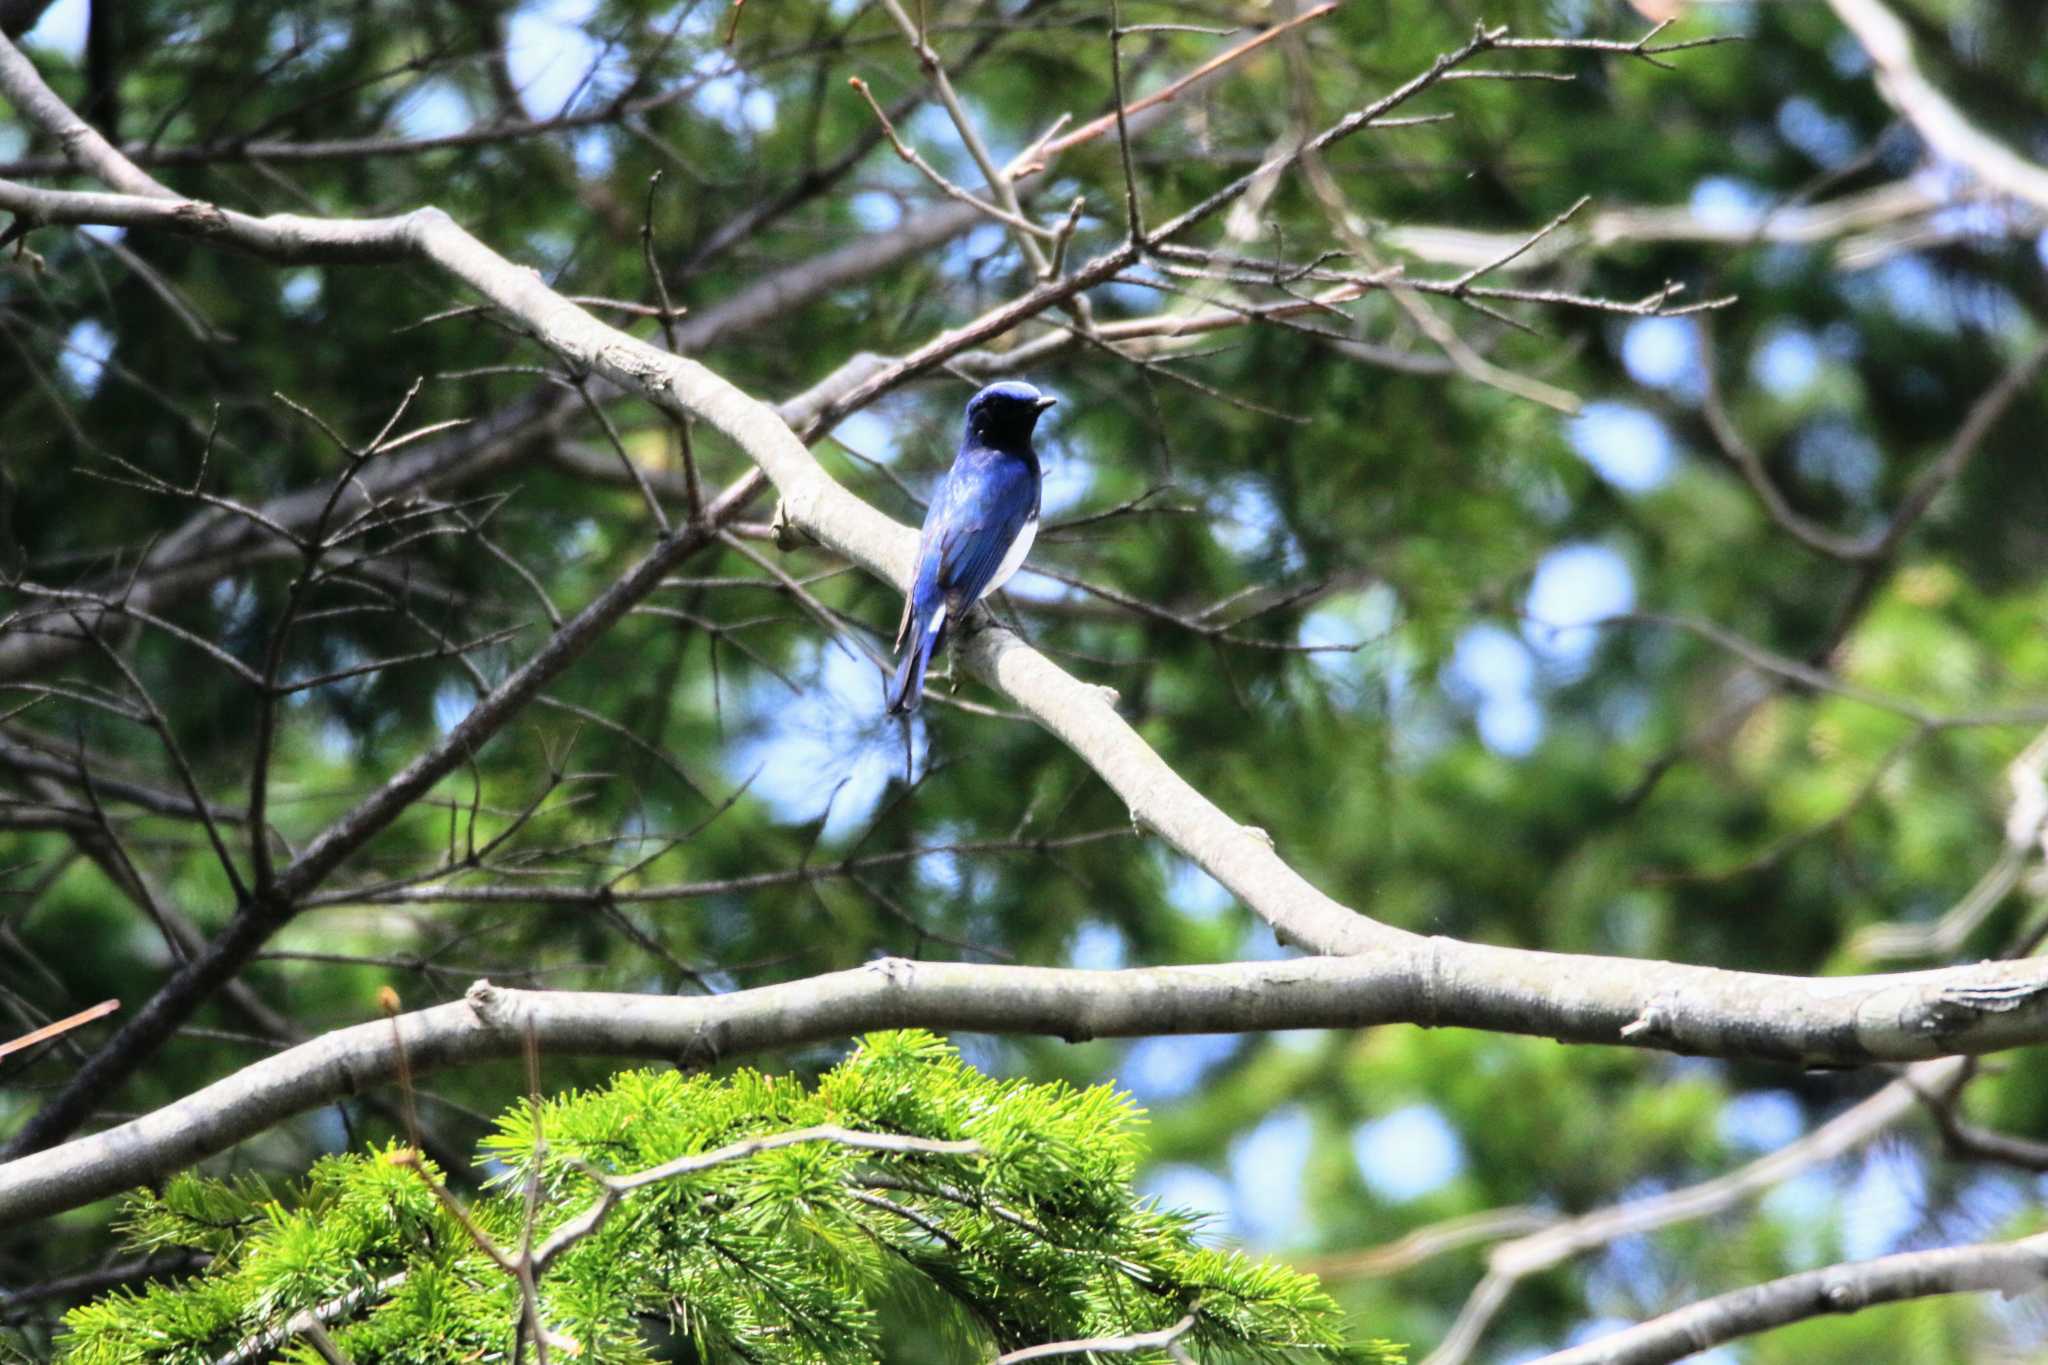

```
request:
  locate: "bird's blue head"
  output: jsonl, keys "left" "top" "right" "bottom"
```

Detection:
{"left": 964, "top": 381, "right": 1057, "bottom": 448}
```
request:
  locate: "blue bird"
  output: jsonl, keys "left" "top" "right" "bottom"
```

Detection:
{"left": 886, "top": 381, "right": 1058, "bottom": 714}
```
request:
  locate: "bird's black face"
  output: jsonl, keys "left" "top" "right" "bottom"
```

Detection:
{"left": 964, "top": 381, "right": 1057, "bottom": 446}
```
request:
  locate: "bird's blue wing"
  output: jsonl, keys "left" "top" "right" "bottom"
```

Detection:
{"left": 887, "top": 445, "right": 1040, "bottom": 714}
{"left": 930, "top": 454, "right": 1038, "bottom": 610}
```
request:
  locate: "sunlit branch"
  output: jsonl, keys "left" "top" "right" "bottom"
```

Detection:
{"left": 1823, "top": 0, "right": 2048, "bottom": 214}
{"left": 1529, "top": 1231, "right": 2048, "bottom": 1365}
{"left": 1422, "top": 1057, "right": 1967, "bottom": 1365}
{"left": 2, "top": 967, "right": 2043, "bottom": 1224}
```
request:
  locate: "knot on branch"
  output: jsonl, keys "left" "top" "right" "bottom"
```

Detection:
{"left": 1819, "top": 1272, "right": 1865, "bottom": 1312}
{"left": 171, "top": 200, "right": 229, "bottom": 234}
{"left": 771, "top": 498, "right": 809, "bottom": 552}
{"left": 465, "top": 977, "right": 507, "bottom": 1023}
{"left": 1619, "top": 999, "right": 1671, "bottom": 1041}
{"left": 864, "top": 955, "right": 917, "bottom": 988}
{"left": 677, "top": 1022, "right": 724, "bottom": 1071}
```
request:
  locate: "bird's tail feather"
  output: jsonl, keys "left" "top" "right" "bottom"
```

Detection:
{"left": 886, "top": 609, "right": 941, "bottom": 714}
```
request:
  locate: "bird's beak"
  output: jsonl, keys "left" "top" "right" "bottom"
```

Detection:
{"left": 1034, "top": 396, "right": 1058, "bottom": 411}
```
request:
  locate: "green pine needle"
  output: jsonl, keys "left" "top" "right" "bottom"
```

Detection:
{"left": 58, "top": 1032, "right": 1400, "bottom": 1365}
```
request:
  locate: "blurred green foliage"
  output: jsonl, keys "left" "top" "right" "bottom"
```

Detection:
{"left": 4, "top": 0, "right": 2048, "bottom": 1358}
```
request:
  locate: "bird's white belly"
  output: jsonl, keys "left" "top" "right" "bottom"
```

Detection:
{"left": 979, "top": 517, "right": 1037, "bottom": 600}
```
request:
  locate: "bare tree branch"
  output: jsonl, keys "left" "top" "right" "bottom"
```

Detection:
{"left": 1382, "top": 177, "right": 2041, "bottom": 272}
{"left": 995, "top": 1312, "right": 1198, "bottom": 1364}
{"left": 1825, "top": 0, "right": 2048, "bottom": 214}
{"left": 0, "top": 1251, "right": 210, "bottom": 1323}
{"left": 1529, "top": 1232, "right": 2048, "bottom": 1365}
{"left": 1423, "top": 1058, "right": 1966, "bottom": 1365}
{"left": 2, "top": 967, "right": 2044, "bottom": 1225}
{"left": 531, "top": 1125, "right": 982, "bottom": 1272}
{"left": 0, "top": 997, "right": 118, "bottom": 1063}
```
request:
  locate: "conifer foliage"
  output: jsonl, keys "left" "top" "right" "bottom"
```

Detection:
{"left": 57, "top": 1033, "right": 1386, "bottom": 1364}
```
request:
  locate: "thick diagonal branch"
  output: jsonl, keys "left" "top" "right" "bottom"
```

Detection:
{"left": 1825, "top": 0, "right": 2048, "bottom": 214}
